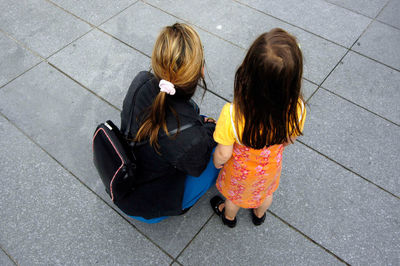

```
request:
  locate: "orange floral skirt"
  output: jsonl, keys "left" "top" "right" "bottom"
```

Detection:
{"left": 216, "top": 143, "right": 284, "bottom": 208}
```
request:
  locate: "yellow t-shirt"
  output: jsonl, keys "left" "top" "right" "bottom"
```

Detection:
{"left": 213, "top": 100, "right": 306, "bottom": 146}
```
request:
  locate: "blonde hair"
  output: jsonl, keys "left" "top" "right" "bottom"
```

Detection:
{"left": 135, "top": 23, "right": 205, "bottom": 150}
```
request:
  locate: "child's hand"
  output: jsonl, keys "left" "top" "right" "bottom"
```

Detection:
{"left": 204, "top": 116, "right": 216, "bottom": 124}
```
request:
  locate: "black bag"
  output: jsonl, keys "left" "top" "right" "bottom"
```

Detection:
{"left": 92, "top": 83, "right": 142, "bottom": 202}
{"left": 93, "top": 120, "right": 136, "bottom": 202}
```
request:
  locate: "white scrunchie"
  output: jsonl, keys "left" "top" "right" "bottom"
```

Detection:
{"left": 159, "top": 79, "right": 176, "bottom": 95}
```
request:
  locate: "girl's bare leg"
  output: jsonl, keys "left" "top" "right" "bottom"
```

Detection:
{"left": 254, "top": 194, "right": 273, "bottom": 218}
{"left": 218, "top": 199, "right": 240, "bottom": 221}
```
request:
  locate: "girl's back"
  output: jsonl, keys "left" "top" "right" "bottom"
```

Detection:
{"left": 212, "top": 28, "right": 306, "bottom": 215}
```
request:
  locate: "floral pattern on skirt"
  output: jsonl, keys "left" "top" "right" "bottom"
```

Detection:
{"left": 216, "top": 143, "right": 284, "bottom": 208}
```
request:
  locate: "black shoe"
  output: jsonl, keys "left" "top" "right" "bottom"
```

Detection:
{"left": 250, "top": 209, "right": 266, "bottom": 226}
{"left": 210, "top": 196, "right": 237, "bottom": 228}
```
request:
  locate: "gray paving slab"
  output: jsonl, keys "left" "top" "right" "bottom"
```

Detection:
{"left": 49, "top": 29, "right": 150, "bottom": 109}
{"left": 0, "top": 115, "right": 171, "bottom": 265}
{"left": 325, "top": 0, "right": 388, "bottom": 18}
{"left": 0, "top": 249, "right": 14, "bottom": 266}
{"left": 353, "top": 20, "right": 400, "bottom": 70}
{"left": 193, "top": 88, "right": 229, "bottom": 120}
{"left": 0, "top": 62, "right": 120, "bottom": 190}
{"left": 0, "top": 0, "right": 92, "bottom": 58}
{"left": 129, "top": 187, "right": 218, "bottom": 258}
{"left": 238, "top": 0, "right": 371, "bottom": 47}
{"left": 322, "top": 51, "right": 400, "bottom": 124}
{"left": 144, "top": 0, "right": 348, "bottom": 85}
{"left": 178, "top": 212, "right": 342, "bottom": 265}
{"left": 0, "top": 32, "right": 40, "bottom": 87}
{"left": 100, "top": 1, "right": 177, "bottom": 56}
{"left": 377, "top": 0, "right": 400, "bottom": 29}
{"left": 94, "top": 183, "right": 219, "bottom": 258}
{"left": 101, "top": 1, "right": 245, "bottom": 100}
{"left": 273, "top": 143, "right": 400, "bottom": 265}
{"left": 303, "top": 79, "right": 319, "bottom": 101}
{"left": 49, "top": 0, "right": 136, "bottom": 26}
{"left": 302, "top": 89, "right": 400, "bottom": 196}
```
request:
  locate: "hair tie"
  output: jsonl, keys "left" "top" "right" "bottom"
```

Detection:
{"left": 159, "top": 79, "right": 176, "bottom": 95}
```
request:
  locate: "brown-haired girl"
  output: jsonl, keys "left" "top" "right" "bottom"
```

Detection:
{"left": 211, "top": 28, "right": 306, "bottom": 227}
{"left": 117, "top": 23, "right": 218, "bottom": 223}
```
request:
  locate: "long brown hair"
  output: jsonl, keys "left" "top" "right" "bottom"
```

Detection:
{"left": 134, "top": 23, "right": 206, "bottom": 150}
{"left": 233, "top": 28, "right": 304, "bottom": 149}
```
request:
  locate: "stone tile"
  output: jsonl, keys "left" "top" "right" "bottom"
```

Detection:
{"left": 0, "top": 0, "right": 91, "bottom": 57}
{"left": 178, "top": 212, "right": 341, "bottom": 265}
{"left": 322, "top": 51, "right": 400, "bottom": 124}
{"left": 100, "top": 1, "right": 177, "bottom": 56}
{"left": 92, "top": 184, "right": 219, "bottom": 258}
{"left": 325, "top": 0, "right": 388, "bottom": 18}
{"left": 145, "top": 0, "right": 347, "bottom": 85}
{"left": 50, "top": 0, "right": 136, "bottom": 26}
{"left": 101, "top": 1, "right": 244, "bottom": 100}
{"left": 49, "top": 29, "right": 150, "bottom": 109}
{"left": 377, "top": 0, "right": 400, "bottom": 29}
{"left": 0, "top": 249, "right": 14, "bottom": 266}
{"left": 303, "top": 79, "right": 318, "bottom": 101}
{"left": 239, "top": 0, "right": 371, "bottom": 47}
{"left": 0, "top": 62, "right": 121, "bottom": 191}
{"left": 273, "top": 143, "right": 400, "bottom": 265}
{"left": 196, "top": 30, "right": 245, "bottom": 101}
{"left": 301, "top": 89, "right": 400, "bottom": 196}
{"left": 193, "top": 88, "right": 228, "bottom": 120}
{"left": 0, "top": 32, "right": 40, "bottom": 87}
{"left": 0, "top": 115, "right": 171, "bottom": 265}
{"left": 130, "top": 187, "right": 219, "bottom": 258}
{"left": 353, "top": 21, "right": 400, "bottom": 70}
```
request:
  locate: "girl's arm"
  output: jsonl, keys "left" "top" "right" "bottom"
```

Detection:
{"left": 213, "top": 143, "right": 233, "bottom": 169}
{"left": 283, "top": 135, "right": 298, "bottom": 147}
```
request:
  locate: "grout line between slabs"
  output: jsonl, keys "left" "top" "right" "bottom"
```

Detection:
{"left": 298, "top": 140, "right": 400, "bottom": 200}
{"left": 173, "top": 213, "right": 216, "bottom": 264}
{"left": 0, "top": 245, "right": 18, "bottom": 266}
{"left": 0, "top": 28, "right": 45, "bottom": 60}
{"left": 319, "top": 86, "right": 399, "bottom": 126}
{"left": 0, "top": 61, "right": 42, "bottom": 90}
{"left": 349, "top": 49, "right": 400, "bottom": 73}
{"left": 307, "top": 17, "right": 375, "bottom": 103}
{"left": 140, "top": 0, "right": 246, "bottom": 50}
{"left": 233, "top": 0, "right": 351, "bottom": 49}
{"left": 45, "top": 27, "right": 96, "bottom": 60}
{"left": 0, "top": 111, "right": 175, "bottom": 261}
{"left": 321, "top": 0, "right": 385, "bottom": 21}
{"left": 375, "top": 0, "right": 391, "bottom": 19}
{"left": 268, "top": 210, "right": 350, "bottom": 265}
{"left": 47, "top": 62, "right": 121, "bottom": 112}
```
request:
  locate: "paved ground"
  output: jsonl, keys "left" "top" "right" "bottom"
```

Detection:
{"left": 0, "top": 0, "right": 399, "bottom": 265}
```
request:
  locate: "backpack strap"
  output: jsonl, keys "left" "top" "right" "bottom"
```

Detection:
{"left": 230, "top": 104, "right": 242, "bottom": 145}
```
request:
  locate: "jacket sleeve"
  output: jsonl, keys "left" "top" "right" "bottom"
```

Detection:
{"left": 174, "top": 123, "right": 217, "bottom": 177}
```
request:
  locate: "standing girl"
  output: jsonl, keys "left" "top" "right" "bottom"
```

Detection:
{"left": 117, "top": 23, "right": 218, "bottom": 223}
{"left": 211, "top": 28, "right": 306, "bottom": 227}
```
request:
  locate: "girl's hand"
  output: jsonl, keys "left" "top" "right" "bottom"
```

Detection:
{"left": 204, "top": 116, "right": 216, "bottom": 124}
{"left": 213, "top": 157, "right": 224, "bottom": 169}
